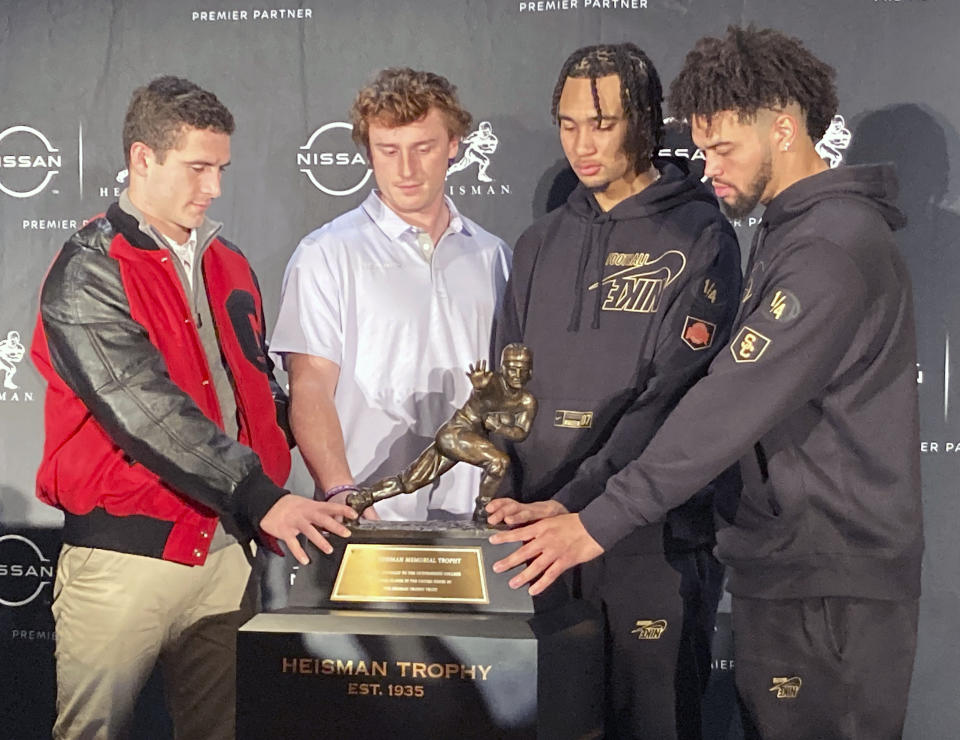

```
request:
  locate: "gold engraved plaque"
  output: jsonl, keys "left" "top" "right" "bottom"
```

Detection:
{"left": 331, "top": 544, "right": 489, "bottom": 604}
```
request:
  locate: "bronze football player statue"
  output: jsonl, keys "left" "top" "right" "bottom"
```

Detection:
{"left": 347, "top": 343, "right": 537, "bottom": 523}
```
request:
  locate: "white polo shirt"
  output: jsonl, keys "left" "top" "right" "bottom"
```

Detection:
{"left": 270, "top": 191, "right": 511, "bottom": 520}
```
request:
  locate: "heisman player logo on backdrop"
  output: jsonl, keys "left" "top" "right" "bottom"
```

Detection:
{"left": 0, "top": 329, "right": 34, "bottom": 402}
{"left": 815, "top": 114, "right": 852, "bottom": 169}
{"left": 446, "top": 120, "right": 511, "bottom": 197}
{"left": 0, "top": 330, "right": 25, "bottom": 390}
{"left": 447, "top": 121, "right": 498, "bottom": 182}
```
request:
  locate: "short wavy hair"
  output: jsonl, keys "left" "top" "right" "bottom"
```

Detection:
{"left": 349, "top": 67, "right": 472, "bottom": 150}
{"left": 122, "top": 76, "right": 234, "bottom": 165}
{"left": 668, "top": 25, "right": 837, "bottom": 140}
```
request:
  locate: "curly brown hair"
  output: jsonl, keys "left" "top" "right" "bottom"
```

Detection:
{"left": 122, "top": 76, "right": 234, "bottom": 165}
{"left": 668, "top": 25, "right": 837, "bottom": 140}
{"left": 349, "top": 68, "right": 472, "bottom": 150}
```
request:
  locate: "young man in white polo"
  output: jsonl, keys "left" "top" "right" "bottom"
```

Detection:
{"left": 271, "top": 68, "right": 511, "bottom": 521}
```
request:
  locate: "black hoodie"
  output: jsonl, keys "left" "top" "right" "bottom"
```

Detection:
{"left": 577, "top": 164, "right": 923, "bottom": 600}
{"left": 495, "top": 161, "right": 742, "bottom": 548}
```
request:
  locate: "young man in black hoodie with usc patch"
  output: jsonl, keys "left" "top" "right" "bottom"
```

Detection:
{"left": 491, "top": 27, "right": 922, "bottom": 740}
{"left": 491, "top": 44, "right": 743, "bottom": 740}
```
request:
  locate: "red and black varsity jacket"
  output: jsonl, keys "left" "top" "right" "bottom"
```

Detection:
{"left": 31, "top": 203, "right": 292, "bottom": 565}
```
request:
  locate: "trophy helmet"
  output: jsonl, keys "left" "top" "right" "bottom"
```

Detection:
{"left": 500, "top": 343, "right": 532, "bottom": 368}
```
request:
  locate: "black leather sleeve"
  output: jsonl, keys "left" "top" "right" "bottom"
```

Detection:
{"left": 39, "top": 222, "right": 286, "bottom": 535}
{"left": 247, "top": 261, "right": 294, "bottom": 448}
{"left": 267, "top": 350, "right": 295, "bottom": 449}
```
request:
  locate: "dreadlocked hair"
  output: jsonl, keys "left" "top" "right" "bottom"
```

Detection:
{"left": 551, "top": 43, "right": 664, "bottom": 173}
{"left": 668, "top": 25, "right": 837, "bottom": 140}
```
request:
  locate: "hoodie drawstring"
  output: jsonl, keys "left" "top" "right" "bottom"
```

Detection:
{"left": 735, "top": 223, "right": 768, "bottom": 326}
{"left": 592, "top": 219, "right": 615, "bottom": 329}
{"left": 567, "top": 216, "right": 615, "bottom": 332}
{"left": 567, "top": 219, "right": 593, "bottom": 332}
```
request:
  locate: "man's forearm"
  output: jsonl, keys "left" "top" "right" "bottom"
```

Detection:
{"left": 290, "top": 387, "right": 353, "bottom": 493}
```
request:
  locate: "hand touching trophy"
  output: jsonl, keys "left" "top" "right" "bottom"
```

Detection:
{"left": 347, "top": 343, "right": 537, "bottom": 523}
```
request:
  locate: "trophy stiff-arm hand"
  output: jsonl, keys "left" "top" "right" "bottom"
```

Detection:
{"left": 467, "top": 360, "right": 494, "bottom": 390}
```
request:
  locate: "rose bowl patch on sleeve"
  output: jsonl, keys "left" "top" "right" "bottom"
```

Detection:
{"left": 682, "top": 316, "right": 717, "bottom": 350}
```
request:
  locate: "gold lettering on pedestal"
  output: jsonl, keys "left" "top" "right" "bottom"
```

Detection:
{"left": 280, "top": 658, "right": 388, "bottom": 676}
{"left": 279, "top": 657, "right": 493, "bottom": 682}
{"left": 395, "top": 662, "right": 492, "bottom": 680}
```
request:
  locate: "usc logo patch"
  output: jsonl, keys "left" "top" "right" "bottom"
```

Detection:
{"left": 731, "top": 326, "right": 771, "bottom": 363}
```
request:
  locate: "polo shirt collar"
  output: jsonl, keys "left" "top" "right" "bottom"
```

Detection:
{"left": 361, "top": 189, "right": 472, "bottom": 242}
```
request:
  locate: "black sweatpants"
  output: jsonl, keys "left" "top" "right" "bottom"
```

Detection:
{"left": 578, "top": 523, "right": 724, "bottom": 740}
{"left": 732, "top": 596, "right": 919, "bottom": 740}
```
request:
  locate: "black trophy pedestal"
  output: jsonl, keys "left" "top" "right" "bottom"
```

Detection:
{"left": 237, "top": 521, "right": 603, "bottom": 739}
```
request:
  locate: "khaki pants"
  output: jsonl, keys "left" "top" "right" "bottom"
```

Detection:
{"left": 52, "top": 542, "right": 255, "bottom": 740}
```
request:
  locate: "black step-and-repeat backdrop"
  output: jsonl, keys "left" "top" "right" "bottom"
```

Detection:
{"left": 2, "top": 1, "right": 958, "bottom": 737}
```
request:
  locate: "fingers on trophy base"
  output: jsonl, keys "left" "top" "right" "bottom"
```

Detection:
{"left": 472, "top": 497, "right": 502, "bottom": 528}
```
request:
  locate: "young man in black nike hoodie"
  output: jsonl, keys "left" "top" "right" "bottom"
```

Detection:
{"left": 493, "top": 44, "right": 743, "bottom": 740}
{"left": 490, "top": 27, "right": 922, "bottom": 740}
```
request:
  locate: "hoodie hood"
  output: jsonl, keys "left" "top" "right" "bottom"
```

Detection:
{"left": 763, "top": 163, "right": 907, "bottom": 232}
{"left": 563, "top": 160, "right": 719, "bottom": 331}
{"left": 566, "top": 159, "right": 719, "bottom": 221}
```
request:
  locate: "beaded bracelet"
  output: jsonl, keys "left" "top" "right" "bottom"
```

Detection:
{"left": 324, "top": 484, "right": 360, "bottom": 501}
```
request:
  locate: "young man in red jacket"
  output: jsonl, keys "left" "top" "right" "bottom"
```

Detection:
{"left": 32, "top": 76, "right": 356, "bottom": 740}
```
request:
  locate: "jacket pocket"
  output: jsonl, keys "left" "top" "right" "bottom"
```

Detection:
{"left": 39, "top": 412, "right": 162, "bottom": 514}
{"left": 753, "top": 442, "right": 782, "bottom": 516}
{"left": 732, "top": 441, "right": 789, "bottom": 529}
